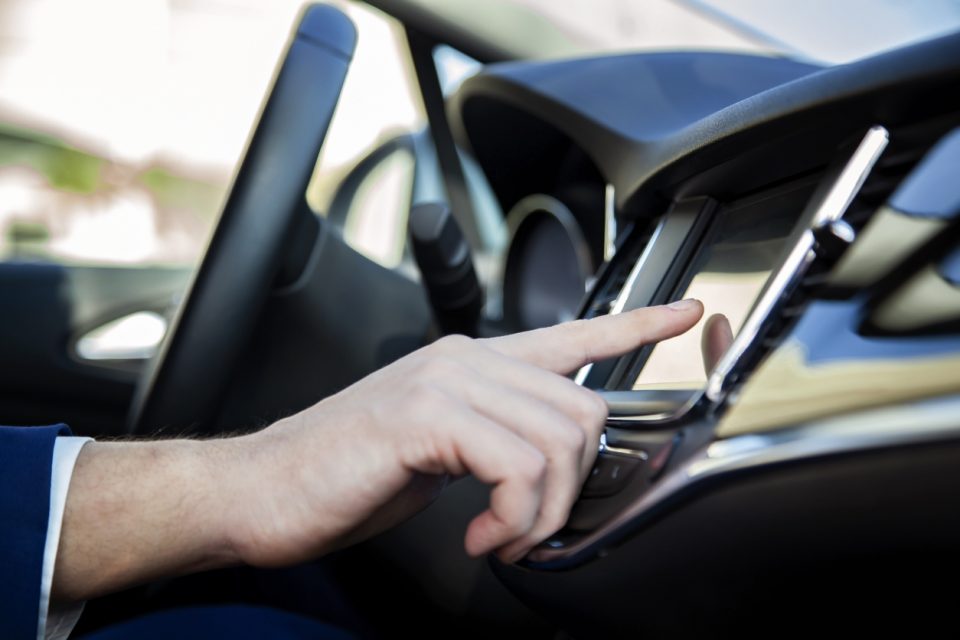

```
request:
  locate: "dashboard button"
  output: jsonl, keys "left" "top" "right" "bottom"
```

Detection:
{"left": 581, "top": 452, "right": 643, "bottom": 498}
{"left": 603, "top": 428, "right": 680, "bottom": 479}
{"left": 646, "top": 433, "right": 680, "bottom": 478}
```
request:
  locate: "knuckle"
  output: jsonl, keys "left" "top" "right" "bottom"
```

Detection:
{"left": 406, "top": 381, "right": 448, "bottom": 415}
{"left": 503, "top": 518, "right": 532, "bottom": 540}
{"left": 432, "top": 334, "right": 473, "bottom": 355}
{"left": 540, "top": 503, "right": 571, "bottom": 535}
{"left": 554, "top": 423, "right": 587, "bottom": 457}
{"left": 416, "top": 354, "right": 464, "bottom": 381}
{"left": 585, "top": 390, "right": 609, "bottom": 424}
{"left": 517, "top": 448, "right": 548, "bottom": 483}
{"left": 569, "top": 389, "right": 607, "bottom": 430}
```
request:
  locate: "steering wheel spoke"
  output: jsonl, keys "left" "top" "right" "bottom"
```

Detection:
{"left": 129, "top": 5, "right": 357, "bottom": 435}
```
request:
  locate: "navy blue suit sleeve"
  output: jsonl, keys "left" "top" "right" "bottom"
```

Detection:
{"left": 0, "top": 424, "right": 71, "bottom": 640}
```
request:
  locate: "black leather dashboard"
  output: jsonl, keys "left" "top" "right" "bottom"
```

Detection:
{"left": 451, "top": 32, "right": 960, "bottom": 218}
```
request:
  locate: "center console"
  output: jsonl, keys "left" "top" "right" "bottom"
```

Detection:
{"left": 523, "top": 123, "right": 960, "bottom": 567}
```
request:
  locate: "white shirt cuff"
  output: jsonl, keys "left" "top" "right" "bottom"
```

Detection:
{"left": 38, "top": 436, "right": 93, "bottom": 640}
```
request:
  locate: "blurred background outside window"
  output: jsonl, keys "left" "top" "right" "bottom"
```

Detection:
{"left": 0, "top": 0, "right": 426, "bottom": 269}
{"left": 3, "top": 0, "right": 958, "bottom": 270}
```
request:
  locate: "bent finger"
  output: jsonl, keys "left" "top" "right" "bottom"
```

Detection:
{"left": 449, "top": 349, "right": 607, "bottom": 477}
{"left": 407, "top": 401, "right": 549, "bottom": 558}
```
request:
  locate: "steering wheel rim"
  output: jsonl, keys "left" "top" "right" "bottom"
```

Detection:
{"left": 128, "top": 4, "right": 357, "bottom": 436}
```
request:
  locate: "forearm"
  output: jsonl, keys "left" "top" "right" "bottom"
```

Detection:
{"left": 51, "top": 437, "right": 244, "bottom": 602}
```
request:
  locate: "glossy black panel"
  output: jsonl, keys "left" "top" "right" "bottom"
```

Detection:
{"left": 452, "top": 33, "right": 960, "bottom": 218}
{"left": 495, "top": 435, "right": 960, "bottom": 637}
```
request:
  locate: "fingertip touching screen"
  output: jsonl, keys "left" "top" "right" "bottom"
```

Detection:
{"left": 633, "top": 191, "right": 804, "bottom": 389}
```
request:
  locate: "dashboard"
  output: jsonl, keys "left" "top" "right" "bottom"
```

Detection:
{"left": 448, "top": 35, "right": 960, "bottom": 636}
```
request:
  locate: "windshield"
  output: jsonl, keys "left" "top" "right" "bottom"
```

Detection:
{"left": 393, "top": 0, "right": 960, "bottom": 64}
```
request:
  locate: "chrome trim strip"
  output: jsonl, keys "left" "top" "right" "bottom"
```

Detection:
{"left": 573, "top": 363, "right": 594, "bottom": 386}
{"left": 604, "top": 390, "right": 704, "bottom": 425}
{"left": 603, "top": 184, "right": 618, "bottom": 262}
{"left": 827, "top": 219, "right": 856, "bottom": 245}
{"left": 704, "top": 235, "right": 817, "bottom": 402}
{"left": 574, "top": 216, "right": 669, "bottom": 386}
{"left": 598, "top": 432, "right": 650, "bottom": 459}
{"left": 810, "top": 126, "right": 889, "bottom": 229}
{"left": 610, "top": 217, "right": 667, "bottom": 315}
{"left": 528, "top": 393, "right": 960, "bottom": 566}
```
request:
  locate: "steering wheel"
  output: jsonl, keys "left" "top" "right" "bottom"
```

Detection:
{"left": 128, "top": 5, "right": 357, "bottom": 435}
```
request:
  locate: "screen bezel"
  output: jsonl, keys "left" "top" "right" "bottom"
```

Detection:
{"left": 611, "top": 177, "right": 822, "bottom": 391}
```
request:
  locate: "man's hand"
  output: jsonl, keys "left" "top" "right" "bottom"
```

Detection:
{"left": 54, "top": 300, "right": 704, "bottom": 602}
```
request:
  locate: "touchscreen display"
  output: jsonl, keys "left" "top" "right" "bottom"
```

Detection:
{"left": 633, "top": 202, "right": 799, "bottom": 389}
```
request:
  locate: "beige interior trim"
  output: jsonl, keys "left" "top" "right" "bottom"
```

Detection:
{"left": 717, "top": 341, "right": 960, "bottom": 438}
{"left": 829, "top": 206, "right": 945, "bottom": 288}
{"left": 871, "top": 264, "right": 960, "bottom": 331}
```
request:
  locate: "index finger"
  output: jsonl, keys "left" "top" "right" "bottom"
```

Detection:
{"left": 483, "top": 299, "right": 703, "bottom": 375}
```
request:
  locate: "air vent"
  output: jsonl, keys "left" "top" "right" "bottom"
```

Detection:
{"left": 815, "top": 113, "right": 960, "bottom": 299}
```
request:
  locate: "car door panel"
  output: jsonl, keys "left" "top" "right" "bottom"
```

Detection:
{"left": 0, "top": 262, "right": 190, "bottom": 434}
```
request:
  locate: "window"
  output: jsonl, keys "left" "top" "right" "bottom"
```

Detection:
{"left": 0, "top": 0, "right": 429, "bottom": 271}
{"left": 0, "top": 0, "right": 317, "bottom": 267}
{"left": 305, "top": 2, "right": 427, "bottom": 269}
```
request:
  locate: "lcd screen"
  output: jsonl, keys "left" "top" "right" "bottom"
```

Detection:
{"left": 633, "top": 200, "right": 799, "bottom": 389}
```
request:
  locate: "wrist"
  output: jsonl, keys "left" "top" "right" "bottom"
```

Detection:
{"left": 54, "top": 438, "right": 243, "bottom": 601}
{"left": 187, "top": 435, "right": 256, "bottom": 570}
{"left": 204, "top": 428, "right": 289, "bottom": 567}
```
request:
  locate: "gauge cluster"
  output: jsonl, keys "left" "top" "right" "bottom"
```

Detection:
{"left": 501, "top": 193, "right": 595, "bottom": 331}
